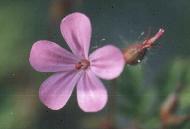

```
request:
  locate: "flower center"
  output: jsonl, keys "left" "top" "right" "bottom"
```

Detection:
{"left": 75, "top": 59, "right": 90, "bottom": 70}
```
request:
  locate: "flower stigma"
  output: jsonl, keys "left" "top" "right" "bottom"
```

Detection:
{"left": 75, "top": 59, "right": 90, "bottom": 70}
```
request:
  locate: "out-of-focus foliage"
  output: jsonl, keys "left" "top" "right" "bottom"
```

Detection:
{"left": 0, "top": 89, "right": 39, "bottom": 129}
{"left": 116, "top": 58, "right": 190, "bottom": 129}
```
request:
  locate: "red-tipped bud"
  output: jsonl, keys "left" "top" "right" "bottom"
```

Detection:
{"left": 123, "top": 28, "right": 165, "bottom": 65}
{"left": 142, "top": 28, "right": 165, "bottom": 49}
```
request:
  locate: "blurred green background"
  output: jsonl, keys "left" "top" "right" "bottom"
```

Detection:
{"left": 0, "top": 0, "right": 190, "bottom": 129}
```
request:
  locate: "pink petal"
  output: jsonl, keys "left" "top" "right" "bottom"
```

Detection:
{"left": 60, "top": 12, "right": 92, "bottom": 59}
{"left": 89, "top": 45, "right": 125, "bottom": 80}
{"left": 39, "top": 70, "right": 83, "bottom": 110}
{"left": 77, "top": 70, "right": 108, "bottom": 112}
{"left": 29, "top": 40, "right": 79, "bottom": 72}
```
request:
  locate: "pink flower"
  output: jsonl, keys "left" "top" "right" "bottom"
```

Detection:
{"left": 29, "top": 12, "right": 125, "bottom": 112}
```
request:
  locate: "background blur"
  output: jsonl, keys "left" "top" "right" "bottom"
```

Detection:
{"left": 0, "top": 0, "right": 190, "bottom": 129}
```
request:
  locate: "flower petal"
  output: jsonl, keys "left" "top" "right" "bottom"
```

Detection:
{"left": 89, "top": 45, "right": 125, "bottom": 80}
{"left": 29, "top": 40, "right": 79, "bottom": 72}
{"left": 77, "top": 70, "right": 108, "bottom": 112}
{"left": 60, "top": 12, "right": 92, "bottom": 58}
{"left": 39, "top": 70, "right": 83, "bottom": 110}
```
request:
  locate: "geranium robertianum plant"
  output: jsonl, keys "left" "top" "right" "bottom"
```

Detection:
{"left": 29, "top": 12, "right": 164, "bottom": 112}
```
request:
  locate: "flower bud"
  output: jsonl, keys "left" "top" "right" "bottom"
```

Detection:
{"left": 123, "top": 43, "right": 147, "bottom": 65}
{"left": 123, "top": 28, "right": 165, "bottom": 65}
